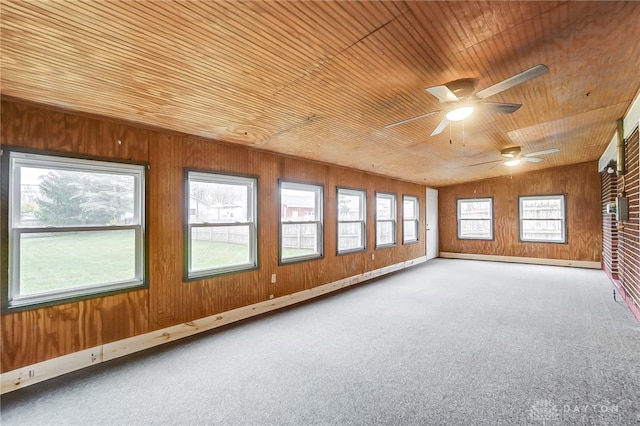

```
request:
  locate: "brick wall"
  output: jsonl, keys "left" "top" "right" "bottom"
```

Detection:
{"left": 616, "top": 126, "right": 640, "bottom": 312}
{"left": 601, "top": 172, "right": 618, "bottom": 278}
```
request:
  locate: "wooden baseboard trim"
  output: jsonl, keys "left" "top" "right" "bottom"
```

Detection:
{"left": 1, "top": 256, "right": 427, "bottom": 394}
{"left": 439, "top": 252, "right": 601, "bottom": 269}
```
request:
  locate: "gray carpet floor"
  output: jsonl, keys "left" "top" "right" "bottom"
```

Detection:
{"left": 1, "top": 259, "right": 639, "bottom": 426}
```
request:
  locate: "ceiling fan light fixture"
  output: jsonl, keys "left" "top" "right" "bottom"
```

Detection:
{"left": 504, "top": 159, "right": 521, "bottom": 167}
{"left": 445, "top": 105, "right": 474, "bottom": 122}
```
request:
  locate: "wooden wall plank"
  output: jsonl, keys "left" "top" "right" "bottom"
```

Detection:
{"left": 1, "top": 99, "right": 426, "bottom": 373}
{"left": 437, "top": 161, "right": 602, "bottom": 262}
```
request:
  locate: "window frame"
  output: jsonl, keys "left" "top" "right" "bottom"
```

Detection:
{"left": 402, "top": 195, "right": 420, "bottom": 244}
{"left": 185, "top": 169, "right": 258, "bottom": 280}
{"left": 375, "top": 192, "right": 397, "bottom": 249}
{"left": 456, "top": 197, "right": 494, "bottom": 240}
{"left": 279, "top": 180, "right": 324, "bottom": 264}
{"left": 336, "top": 187, "right": 367, "bottom": 255}
{"left": 2, "top": 148, "right": 147, "bottom": 312}
{"left": 518, "top": 194, "right": 567, "bottom": 244}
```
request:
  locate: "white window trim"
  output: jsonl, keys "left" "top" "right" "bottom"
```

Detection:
{"left": 519, "top": 194, "right": 567, "bottom": 243}
{"left": 7, "top": 151, "right": 146, "bottom": 309}
{"left": 186, "top": 171, "right": 258, "bottom": 279}
{"left": 376, "top": 192, "right": 397, "bottom": 248}
{"left": 457, "top": 198, "right": 494, "bottom": 240}
{"left": 337, "top": 187, "right": 366, "bottom": 254}
{"left": 403, "top": 195, "right": 419, "bottom": 244}
{"left": 280, "top": 181, "right": 324, "bottom": 263}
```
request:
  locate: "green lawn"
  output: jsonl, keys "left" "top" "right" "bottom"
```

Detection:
{"left": 190, "top": 240, "right": 250, "bottom": 270}
{"left": 18, "top": 233, "right": 318, "bottom": 295}
{"left": 19, "top": 231, "right": 136, "bottom": 295}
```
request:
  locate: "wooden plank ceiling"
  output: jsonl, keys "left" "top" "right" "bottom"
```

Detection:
{"left": 2, "top": 1, "right": 639, "bottom": 186}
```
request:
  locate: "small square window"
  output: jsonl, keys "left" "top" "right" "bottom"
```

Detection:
{"left": 5, "top": 151, "right": 146, "bottom": 309}
{"left": 186, "top": 171, "right": 258, "bottom": 279}
{"left": 457, "top": 198, "right": 493, "bottom": 240}
{"left": 280, "top": 181, "right": 323, "bottom": 263}
{"left": 337, "top": 188, "right": 366, "bottom": 254}
{"left": 403, "top": 195, "right": 419, "bottom": 244}
{"left": 519, "top": 195, "right": 566, "bottom": 243}
{"left": 376, "top": 192, "right": 397, "bottom": 248}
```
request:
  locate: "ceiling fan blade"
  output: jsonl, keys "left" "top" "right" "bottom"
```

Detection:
{"left": 480, "top": 101, "right": 522, "bottom": 114}
{"left": 524, "top": 148, "right": 560, "bottom": 157}
{"left": 523, "top": 157, "right": 544, "bottom": 163}
{"left": 384, "top": 110, "right": 440, "bottom": 129}
{"left": 475, "top": 64, "right": 549, "bottom": 99}
{"left": 469, "top": 159, "right": 502, "bottom": 167}
{"left": 430, "top": 117, "right": 449, "bottom": 136}
{"left": 426, "top": 85, "right": 459, "bottom": 103}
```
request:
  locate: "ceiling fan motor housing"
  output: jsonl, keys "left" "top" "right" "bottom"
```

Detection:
{"left": 445, "top": 78, "right": 478, "bottom": 99}
{"left": 501, "top": 146, "right": 522, "bottom": 158}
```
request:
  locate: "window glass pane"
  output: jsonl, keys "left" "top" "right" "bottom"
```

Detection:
{"left": 460, "top": 219, "right": 491, "bottom": 238}
{"left": 457, "top": 198, "right": 493, "bottom": 240}
{"left": 19, "top": 167, "right": 135, "bottom": 227}
{"left": 403, "top": 198, "right": 416, "bottom": 220}
{"left": 338, "top": 193, "right": 363, "bottom": 220}
{"left": 190, "top": 225, "right": 251, "bottom": 271}
{"left": 519, "top": 196, "right": 565, "bottom": 243}
{"left": 403, "top": 220, "right": 417, "bottom": 241}
{"left": 282, "top": 223, "right": 319, "bottom": 258}
{"left": 459, "top": 200, "right": 491, "bottom": 219}
{"left": 338, "top": 222, "right": 363, "bottom": 250}
{"left": 281, "top": 188, "right": 317, "bottom": 222}
{"left": 189, "top": 180, "right": 249, "bottom": 223}
{"left": 376, "top": 221, "right": 394, "bottom": 245}
{"left": 9, "top": 152, "right": 146, "bottom": 308}
{"left": 19, "top": 230, "right": 136, "bottom": 295}
{"left": 377, "top": 197, "right": 393, "bottom": 220}
{"left": 521, "top": 198, "right": 563, "bottom": 219}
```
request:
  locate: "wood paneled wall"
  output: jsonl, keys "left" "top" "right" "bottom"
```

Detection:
{"left": 0, "top": 99, "right": 426, "bottom": 372}
{"left": 616, "top": 127, "right": 640, "bottom": 310}
{"left": 437, "top": 161, "right": 602, "bottom": 262}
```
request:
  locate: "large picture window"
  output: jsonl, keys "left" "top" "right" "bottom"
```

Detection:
{"left": 457, "top": 198, "right": 493, "bottom": 240}
{"left": 280, "top": 181, "right": 323, "bottom": 263}
{"left": 376, "top": 192, "right": 396, "bottom": 248}
{"left": 337, "top": 188, "right": 366, "bottom": 254}
{"left": 519, "top": 195, "right": 567, "bottom": 243}
{"left": 403, "top": 195, "right": 419, "bottom": 244}
{"left": 5, "top": 151, "right": 146, "bottom": 309}
{"left": 186, "top": 171, "right": 257, "bottom": 279}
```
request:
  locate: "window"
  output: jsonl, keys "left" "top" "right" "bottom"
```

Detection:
{"left": 337, "top": 188, "right": 366, "bottom": 254}
{"left": 457, "top": 198, "right": 493, "bottom": 240}
{"left": 5, "top": 151, "right": 145, "bottom": 309}
{"left": 376, "top": 192, "right": 396, "bottom": 248}
{"left": 186, "top": 171, "right": 257, "bottom": 279}
{"left": 280, "top": 181, "right": 323, "bottom": 263}
{"left": 403, "top": 195, "right": 419, "bottom": 244}
{"left": 519, "top": 195, "right": 567, "bottom": 243}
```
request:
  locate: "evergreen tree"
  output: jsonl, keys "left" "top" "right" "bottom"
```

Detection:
{"left": 35, "top": 171, "right": 85, "bottom": 226}
{"left": 35, "top": 170, "right": 134, "bottom": 226}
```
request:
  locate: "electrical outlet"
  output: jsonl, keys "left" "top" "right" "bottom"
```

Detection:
{"left": 269, "top": 294, "right": 274, "bottom": 300}
{"left": 271, "top": 273, "right": 276, "bottom": 283}
{"left": 371, "top": 253, "right": 375, "bottom": 260}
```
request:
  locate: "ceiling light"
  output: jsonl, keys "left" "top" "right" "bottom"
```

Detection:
{"left": 504, "top": 159, "right": 521, "bottom": 167}
{"left": 445, "top": 106, "right": 474, "bottom": 122}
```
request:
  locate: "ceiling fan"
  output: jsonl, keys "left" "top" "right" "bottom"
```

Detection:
{"left": 385, "top": 64, "right": 549, "bottom": 136}
{"left": 470, "top": 146, "right": 560, "bottom": 168}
